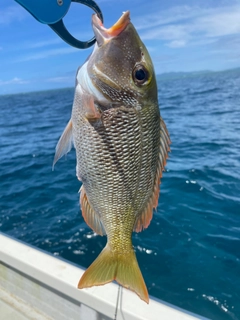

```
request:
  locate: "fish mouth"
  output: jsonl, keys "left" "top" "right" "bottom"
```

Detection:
{"left": 92, "top": 11, "right": 130, "bottom": 45}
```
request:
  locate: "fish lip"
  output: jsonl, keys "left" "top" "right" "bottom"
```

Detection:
{"left": 92, "top": 11, "right": 130, "bottom": 43}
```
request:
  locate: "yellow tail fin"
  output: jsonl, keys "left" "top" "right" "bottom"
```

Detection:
{"left": 78, "top": 244, "right": 149, "bottom": 303}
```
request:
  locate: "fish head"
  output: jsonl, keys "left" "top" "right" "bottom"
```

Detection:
{"left": 87, "top": 11, "right": 158, "bottom": 108}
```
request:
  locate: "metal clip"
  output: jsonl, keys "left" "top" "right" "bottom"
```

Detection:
{"left": 15, "top": 0, "right": 103, "bottom": 49}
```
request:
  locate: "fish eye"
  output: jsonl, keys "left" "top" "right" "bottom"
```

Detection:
{"left": 132, "top": 65, "right": 149, "bottom": 85}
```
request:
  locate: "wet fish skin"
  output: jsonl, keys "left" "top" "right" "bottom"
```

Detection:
{"left": 54, "top": 11, "right": 170, "bottom": 303}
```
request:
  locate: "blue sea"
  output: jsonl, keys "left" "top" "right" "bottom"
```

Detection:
{"left": 0, "top": 69, "right": 240, "bottom": 320}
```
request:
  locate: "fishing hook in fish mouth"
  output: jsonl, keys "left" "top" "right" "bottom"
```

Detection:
{"left": 15, "top": 0, "right": 104, "bottom": 49}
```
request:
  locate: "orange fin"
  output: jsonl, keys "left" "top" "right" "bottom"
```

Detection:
{"left": 78, "top": 243, "right": 149, "bottom": 303}
{"left": 82, "top": 93, "right": 101, "bottom": 120}
{"left": 160, "top": 116, "right": 171, "bottom": 157}
{"left": 80, "top": 186, "right": 106, "bottom": 236}
{"left": 134, "top": 116, "right": 171, "bottom": 232}
{"left": 53, "top": 119, "right": 73, "bottom": 169}
{"left": 134, "top": 201, "right": 153, "bottom": 233}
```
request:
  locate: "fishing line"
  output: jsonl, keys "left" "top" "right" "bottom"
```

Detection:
{"left": 113, "top": 285, "right": 121, "bottom": 320}
{"left": 119, "top": 286, "right": 126, "bottom": 320}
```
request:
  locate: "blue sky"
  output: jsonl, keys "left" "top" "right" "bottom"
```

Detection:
{"left": 1, "top": 0, "right": 240, "bottom": 94}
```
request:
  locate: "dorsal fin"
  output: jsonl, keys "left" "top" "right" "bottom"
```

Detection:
{"left": 80, "top": 186, "right": 106, "bottom": 236}
{"left": 53, "top": 119, "right": 73, "bottom": 169}
{"left": 134, "top": 117, "right": 171, "bottom": 232}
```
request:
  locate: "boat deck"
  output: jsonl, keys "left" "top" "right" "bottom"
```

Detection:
{"left": 0, "top": 233, "right": 208, "bottom": 320}
{"left": 1, "top": 297, "right": 28, "bottom": 320}
{"left": 0, "top": 287, "right": 50, "bottom": 320}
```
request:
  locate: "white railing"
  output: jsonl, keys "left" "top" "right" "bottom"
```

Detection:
{"left": 0, "top": 233, "right": 206, "bottom": 320}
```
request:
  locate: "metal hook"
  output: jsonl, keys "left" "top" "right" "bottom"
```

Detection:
{"left": 14, "top": 0, "right": 103, "bottom": 49}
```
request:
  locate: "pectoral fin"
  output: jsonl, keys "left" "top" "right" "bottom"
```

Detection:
{"left": 53, "top": 119, "right": 73, "bottom": 169}
{"left": 81, "top": 93, "right": 101, "bottom": 120}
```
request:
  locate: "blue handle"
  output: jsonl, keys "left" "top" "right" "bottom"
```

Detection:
{"left": 14, "top": 0, "right": 103, "bottom": 49}
{"left": 14, "top": 0, "right": 71, "bottom": 24}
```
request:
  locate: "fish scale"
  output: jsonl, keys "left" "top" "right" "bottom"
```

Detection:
{"left": 73, "top": 104, "right": 159, "bottom": 229}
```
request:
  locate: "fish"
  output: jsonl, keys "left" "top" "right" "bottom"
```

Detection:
{"left": 53, "top": 10, "right": 170, "bottom": 303}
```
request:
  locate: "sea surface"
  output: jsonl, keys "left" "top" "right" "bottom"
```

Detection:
{"left": 0, "top": 69, "right": 240, "bottom": 320}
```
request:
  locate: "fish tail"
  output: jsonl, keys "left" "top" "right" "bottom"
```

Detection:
{"left": 78, "top": 243, "right": 149, "bottom": 303}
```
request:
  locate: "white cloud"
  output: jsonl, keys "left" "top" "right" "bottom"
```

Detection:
{"left": 167, "top": 40, "right": 187, "bottom": 48}
{"left": 141, "top": 24, "right": 189, "bottom": 41}
{"left": 29, "top": 38, "right": 62, "bottom": 49}
{"left": 134, "top": 5, "right": 201, "bottom": 31}
{"left": 136, "top": 4, "right": 240, "bottom": 48}
{"left": 213, "top": 34, "right": 240, "bottom": 51}
{"left": 26, "top": 30, "right": 93, "bottom": 49}
{"left": 195, "top": 10, "right": 240, "bottom": 38}
{"left": 0, "top": 77, "right": 29, "bottom": 86}
{"left": 46, "top": 76, "right": 73, "bottom": 83}
{"left": 0, "top": 6, "right": 27, "bottom": 24}
{"left": 17, "top": 47, "right": 78, "bottom": 62}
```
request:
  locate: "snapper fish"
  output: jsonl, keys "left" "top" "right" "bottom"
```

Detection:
{"left": 53, "top": 11, "right": 170, "bottom": 303}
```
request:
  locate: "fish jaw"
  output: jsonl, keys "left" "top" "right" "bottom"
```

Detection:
{"left": 92, "top": 11, "right": 130, "bottom": 46}
{"left": 86, "top": 11, "right": 158, "bottom": 107}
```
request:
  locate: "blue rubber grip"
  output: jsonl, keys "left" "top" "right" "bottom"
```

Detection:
{"left": 14, "top": 0, "right": 71, "bottom": 24}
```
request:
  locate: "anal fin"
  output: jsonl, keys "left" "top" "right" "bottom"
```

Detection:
{"left": 80, "top": 186, "right": 106, "bottom": 236}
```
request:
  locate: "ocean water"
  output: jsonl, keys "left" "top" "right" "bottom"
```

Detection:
{"left": 0, "top": 69, "right": 240, "bottom": 320}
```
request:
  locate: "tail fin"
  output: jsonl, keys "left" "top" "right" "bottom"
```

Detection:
{"left": 78, "top": 244, "right": 149, "bottom": 303}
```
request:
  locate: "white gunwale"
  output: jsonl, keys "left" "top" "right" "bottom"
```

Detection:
{"left": 0, "top": 232, "right": 208, "bottom": 320}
